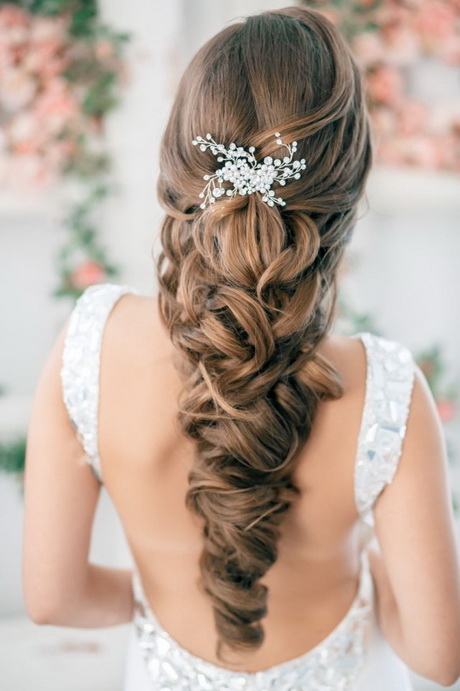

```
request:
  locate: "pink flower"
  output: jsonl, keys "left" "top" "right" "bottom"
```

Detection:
{"left": 4, "top": 153, "right": 58, "bottom": 191}
{"left": 38, "top": 75, "right": 67, "bottom": 95}
{"left": 0, "top": 4, "right": 30, "bottom": 28}
{"left": 429, "top": 102, "right": 458, "bottom": 136}
{"left": 0, "top": 5, "right": 30, "bottom": 48}
{"left": 439, "top": 34, "right": 460, "bottom": 66}
{"left": 375, "top": 3, "right": 413, "bottom": 28}
{"left": 366, "top": 65, "right": 405, "bottom": 106}
{"left": 23, "top": 46, "right": 69, "bottom": 77}
{"left": 0, "top": 41, "right": 15, "bottom": 70}
{"left": 397, "top": 99, "right": 428, "bottom": 136}
{"left": 370, "top": 106, "right": 397, "bottom": 137}
{"left": 0, "top": 5, "right": 30, "bottom": 47}
{"left": 318, "top": 9, "right": 340, "bottom": 25}
{"left": 352, "top": 32, "right": 386, "bottom": 66}
{"left": 71, "top": 260, "right": 108, "bottom": 290}
{"left": 403, "top": 135, "right": 445, "bottom": 169}
{"left": 34, "top": 80, "right": 80, "bottom": 133}
{"left": 415, "top": 1, "right": 457, "bottom": 41}
{"left": 29, "top": 15, "right": 70, "bottom": 45}
{"left": 24, "top": 16, "right": 70, "bottom": 77}
{"left": 382, "top": 25, "right": 421, "bottom": 66}
{"left": 437, "top": 399, "right": 456, "bottom": 423}
{"left": 45, "top": 138, "right": 77, "bottom": 167}
{"left": 95, "top": 40, "right": 115, "bottom": 61}
{"left": 7, "top": 111, "right": 48, "bottom": 153}
{"left": 376, "top": 137, "right": 406, "bottom": 166}
{"left": 0, "top": 67, "right": 37, "bottom": 111}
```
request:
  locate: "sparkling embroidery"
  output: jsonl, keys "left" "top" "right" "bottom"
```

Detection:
{"left": 354, "top": 332, "right": 415, "bottom": 528}
{"left": 60, "top": 282, "right": 140, "bottom": 483}
{"left": 131, "top": 549, "right": 373, "bottom": 691}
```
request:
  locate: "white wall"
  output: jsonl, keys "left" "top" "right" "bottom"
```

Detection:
{"left": 97, "top": 0, "right": 183, "bottom": 295}
{"left": 182, "top": 0, "right": 292, "bottom": 60}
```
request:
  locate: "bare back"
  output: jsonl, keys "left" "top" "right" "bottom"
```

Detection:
{"left": 96, "top": 290, "right": 372, "bottom": 670}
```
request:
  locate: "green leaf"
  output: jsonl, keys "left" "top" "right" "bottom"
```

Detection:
{"left": 0, "top": 437, "right": 27, "bottom": 474}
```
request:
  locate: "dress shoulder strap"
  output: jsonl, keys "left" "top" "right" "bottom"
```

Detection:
{"left": 60, "top": 282, "right": 140, "bottom": 484}
{"left": 354, "top": 331, "right": 416, "bottom": 528}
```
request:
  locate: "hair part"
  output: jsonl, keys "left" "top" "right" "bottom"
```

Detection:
{"left": 155, "top": 5, "right": 372, "bottom": 662}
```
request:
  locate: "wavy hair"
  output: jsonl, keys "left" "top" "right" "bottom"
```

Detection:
{"left": 155, "top": 5, "right": 372, "bottom": 660}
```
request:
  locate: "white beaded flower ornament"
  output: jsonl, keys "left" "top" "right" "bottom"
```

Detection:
{"left": 192, "top": 133, "right": 306, "bottom": 209}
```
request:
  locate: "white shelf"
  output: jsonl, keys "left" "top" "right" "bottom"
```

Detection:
{"left": 0, "top": 616, "right": 130, "bottom": 691}
{"left": 0, "top": 180, "right": 86, "bottom": 220}
{"left": 0, "top": 189, "right": 61, "bottom": 220}
{"left": 365, "top": 165, "right": 460, "bottom": 213}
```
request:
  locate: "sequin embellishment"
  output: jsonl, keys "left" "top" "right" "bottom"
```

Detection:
{"left": 131, "top": 549, "right": 373, "bottom": 691}
{"left": 354, "top": 332, "right": 415, "bottom": 528}
{"left": 60, "top": 282, "right": 140, "bottom": 483}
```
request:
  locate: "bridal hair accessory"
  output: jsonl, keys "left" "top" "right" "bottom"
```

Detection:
{"left": 192, "top": 133, "right": 306, "bottom": 209}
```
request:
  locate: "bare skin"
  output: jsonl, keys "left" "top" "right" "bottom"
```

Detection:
{"left": 23, "top": 291, "right": 460, "bottom": 682}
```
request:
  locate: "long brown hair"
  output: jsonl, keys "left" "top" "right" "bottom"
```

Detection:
{"left": 155, "top": 5, "right": 372, "bottom": 660}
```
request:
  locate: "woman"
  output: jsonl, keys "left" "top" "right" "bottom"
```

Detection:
{"left": 23, "top": 6, "right": 460, "bottom": 690}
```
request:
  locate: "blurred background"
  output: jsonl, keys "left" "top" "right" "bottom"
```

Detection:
{"left": 0, "top": 0, "right": 459, "bottom": 689}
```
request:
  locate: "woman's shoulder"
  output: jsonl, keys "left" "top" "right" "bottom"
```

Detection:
{"left": 93, "top": 284, "right": 171, "bottom": 360}
{"left": 326, "top": 330, "right": 413, "bottom": 357}
{"left": 318, "top": 332, "right": 368, "bottom": 394}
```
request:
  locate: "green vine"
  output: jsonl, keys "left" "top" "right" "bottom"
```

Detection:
{"left": 0, "top": 437, "right": 26, "bottom": 474}
{"left": 7, "top": 0, "right": 98, "bottom": 36}
{"left": 0, "top": 0, "right": 131, "bottom": 297}
{"left": 53, "top": 180, "right": 120, "bottom": 298}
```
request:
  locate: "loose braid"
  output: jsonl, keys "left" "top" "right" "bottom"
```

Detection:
{"left": 154, "top": 6, "right": 372, "bottom": 660}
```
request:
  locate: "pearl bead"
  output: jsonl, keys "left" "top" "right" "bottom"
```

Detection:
{"left": 192, "top": 132, "right": 306, "bottom": 209}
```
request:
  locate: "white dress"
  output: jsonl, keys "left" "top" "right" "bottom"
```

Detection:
{"left": 61, "top": 282, "right": 416, "bottom": 691}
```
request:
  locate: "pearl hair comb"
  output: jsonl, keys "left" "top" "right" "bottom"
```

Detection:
{"left": 192, "top": 133, "right": 306, "bottom": 209}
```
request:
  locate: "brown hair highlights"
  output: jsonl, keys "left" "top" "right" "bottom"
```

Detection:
{"left": 155, "top": 5, "right": 372, "bottom": 660}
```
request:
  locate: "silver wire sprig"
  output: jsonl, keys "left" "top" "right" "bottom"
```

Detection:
{"left": 192, "top": 132, "right": 306, "bottom": 209}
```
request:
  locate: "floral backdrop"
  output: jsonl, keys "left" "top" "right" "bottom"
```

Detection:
{"left": 0, "top": 0, "right": 130, "bottom": 297}
{"left": 306, "top": 0, "right": 460, "bottom": 501}
{"left": 303, "top": 0, "right": 460, "bottom": 171}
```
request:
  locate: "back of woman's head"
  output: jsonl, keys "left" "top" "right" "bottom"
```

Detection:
{"left": 155, "top": 5, "right": 372, "bottom": 661}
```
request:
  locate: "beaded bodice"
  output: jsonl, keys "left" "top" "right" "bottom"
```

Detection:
{"left": 60, "top": 282, "right": 416, "bottom": 691}
{"left": 130, "top": 550, "right": 373, "bottom": 691}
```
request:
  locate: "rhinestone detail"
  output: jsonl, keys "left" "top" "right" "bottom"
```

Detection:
{"left": 353, "top": 332, "right": 415, "bottom": 528}
{"left": 131, "top": 549, "right": 373, "bottom": 691}
{"left": 60, "top": 282, "right": 140, "bottom": 483}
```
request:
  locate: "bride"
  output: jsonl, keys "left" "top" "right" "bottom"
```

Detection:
{"left": 23, "top": 5, "right": 460, "bottom": 690}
